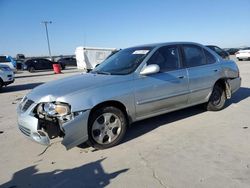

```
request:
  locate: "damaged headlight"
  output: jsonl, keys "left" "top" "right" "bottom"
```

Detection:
{"left": 37, "top": 102, "right": 70, "bottom": 117}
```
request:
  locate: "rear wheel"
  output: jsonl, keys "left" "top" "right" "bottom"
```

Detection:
{"left": 88, "top": 106, "right": 127, "bottom": 149}
{"left": 206, "top": 84, "right": 226, "bottom": 111}
{"left": 238, "top": 58, "right": 242, "bottom": 61}
{"left": 28, "top": 66, "right": 35, "bottom": 73}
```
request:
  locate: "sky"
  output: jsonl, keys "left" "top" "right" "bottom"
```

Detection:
{"left": 0, "top": 0, "right": 250, "bottom": 57}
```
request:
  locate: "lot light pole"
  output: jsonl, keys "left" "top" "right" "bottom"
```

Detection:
{"left": 41, "top": 21, "right": 52, "bottom": 60}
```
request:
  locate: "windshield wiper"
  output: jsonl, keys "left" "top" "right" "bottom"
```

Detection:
{"left": 91, "top": 71, "right": 111, "bottom": 75}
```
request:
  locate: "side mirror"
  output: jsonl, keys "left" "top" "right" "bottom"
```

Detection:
{"left": 140, "top": 64, "right": 160, "bottom": 75}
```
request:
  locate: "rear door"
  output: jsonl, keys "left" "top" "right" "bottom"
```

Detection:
{"left": 39, "top": 59, "right": 53, "bottom": 70}
{"left": 134, "top": 45, "right": 189, "bottom": 118}
{"left": 181, "top": 45, "right": 221, "bottom": 105}
{"left": 32, "top": 59, "right": 42, "bottom": 70}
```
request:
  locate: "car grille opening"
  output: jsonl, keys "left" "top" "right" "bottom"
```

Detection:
{"left": 22, "top": 100, "right": 34, "bottom": 112}
{"left": 19, "top": 125, "right": 31, "bottom": 136}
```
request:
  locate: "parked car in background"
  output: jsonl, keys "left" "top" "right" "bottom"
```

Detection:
{"left": 16, "top": 60, "right": 27, "bottom": 70}
{"left": 17, "top": 42, "right": 241, "bottom": 150}
{"left": 0, "top": 64, "right": 15, "bottom": 89}
{"left": 16, "top": 54, "right": 25, "bottom": 60}
{"left": 236, "top": 47, "right": 250, "bottom": 61}
{"left": 57, "top": 57, "right": 77, "bottom": 66}
{"left": 24, "top": 58, "right": 65, "bottom": 72}
{"left": 206, "top": 45, "right": 230, "bottom": 60}
{"left": 0, "top": 55, "right": 17, "bottom": 72}
{"left": 226, "top": 48, "right": 239, "bottom": 55}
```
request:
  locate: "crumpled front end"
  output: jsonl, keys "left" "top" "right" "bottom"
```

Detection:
{"left": 17, "top": 97, "right": 90, "bottom": 150}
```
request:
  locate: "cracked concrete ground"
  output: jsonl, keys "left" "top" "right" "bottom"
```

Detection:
{"left": 0, "top": 57, "right": 250, "bottom": 188}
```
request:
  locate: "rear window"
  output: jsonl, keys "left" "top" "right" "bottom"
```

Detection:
{"left": 0, "top": 56, "right": 10, "bottom": 62}
{"left": 242, "top": 47, "right": 250, "bottom": 50}
{"left": 204, "top": 49, "right": 217, "bottom": 64}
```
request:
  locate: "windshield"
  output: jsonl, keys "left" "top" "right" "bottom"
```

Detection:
{"left": 92, "top": 46, "right": 154, "bottom": 75}
{"left": 0, "top": 56, "right": 11, "bottom": 63}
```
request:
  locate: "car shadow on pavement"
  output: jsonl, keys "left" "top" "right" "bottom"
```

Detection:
{"left": 225, "top": 87, "right": 250, "bottom": 106}
{"left": 15, "top": 69, "right": 81, "bottom": 79}
{"left": 15, "top": 72, "right": 56, "bottom": 78}
{"left": 123, "top": 87, "right": 250, "bottom": 144}
{"left": 124, "top": 105, "right": 206, "bottom": 143}
{"left": 1, "top": 158, "right": 128, "bottom": 188}
{"left": 0, "top": 82, "right": 44, "bottom": 93}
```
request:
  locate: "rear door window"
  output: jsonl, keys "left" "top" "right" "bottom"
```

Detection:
{"left": 204, "top": 49, "right": 217, "bottom": 64}
{"left": 182, "top": 45, "right": 206, "bottom": 67}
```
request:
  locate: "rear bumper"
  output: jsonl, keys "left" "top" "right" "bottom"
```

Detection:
{"left": 228, "top": 77, "right": 241, "bottom": 94}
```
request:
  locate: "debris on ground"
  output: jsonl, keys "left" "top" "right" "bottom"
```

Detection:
{"left": 12, "top": 97, "right": 23, "bottom": 104}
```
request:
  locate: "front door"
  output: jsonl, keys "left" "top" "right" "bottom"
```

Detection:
{"left": 134, "top": 45, "right": 189, "bottom": 119}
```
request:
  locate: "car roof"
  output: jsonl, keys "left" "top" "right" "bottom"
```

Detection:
{"left": 130, "top": 42, "right": 204, "bottom": 49}
{"left": 206, "top": 45, "right": 219, "bottom": 48}
{"left": 27, "top": 58, "right": 50, "bottom": 61}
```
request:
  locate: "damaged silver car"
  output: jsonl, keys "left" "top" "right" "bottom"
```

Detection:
{"left": 17, "top": 42, "right": 241, "bottom": 150}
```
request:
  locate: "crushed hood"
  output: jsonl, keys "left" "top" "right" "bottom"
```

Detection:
{"left": 26, "top": 73, "right": 130, "bottom": 103}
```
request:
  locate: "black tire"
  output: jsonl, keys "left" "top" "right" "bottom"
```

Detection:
{"left": 206, "top": 84, "right": 226, "bottom": 111}
{"left": 28, "top": 66, "right": 35, "bottom": 73}
{"left": 88, "top": 106, "right": 127, "bottom": 149}
{"left": 60, "top": 64, "right": 65, "bottom": 70}
{"left": 238, "top": 58, "right": 242, "bottom": 61}
{"left": 0, "top": 79, "right": 3, "bottom": 90}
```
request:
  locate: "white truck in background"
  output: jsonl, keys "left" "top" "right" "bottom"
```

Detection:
{"left": 75, "top": 47, "right": 117, "bottom": 71}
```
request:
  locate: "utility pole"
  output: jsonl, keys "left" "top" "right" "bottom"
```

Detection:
{"left": 41, "top": 21, "right": 52, "bottom": 60}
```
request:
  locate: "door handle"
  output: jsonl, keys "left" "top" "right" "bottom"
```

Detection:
{"left": 213, "top": 69, "right": 218, "bottom": 72}
{"left": 178, "top": 76, "right": 185, "bottom": 79}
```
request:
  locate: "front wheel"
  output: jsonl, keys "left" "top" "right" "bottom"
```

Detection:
{"left": 88, "top": 106, "right": 127, "bottom": 149}
{"left": 0, "top": 80, "right": 3, "bottom": 90}
{"left": 206, "top": 84, "right": 226, "bottom": 111}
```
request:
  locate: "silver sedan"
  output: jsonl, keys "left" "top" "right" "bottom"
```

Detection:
{"left": 17, "top": 42, "right": 241, "bottom": 150}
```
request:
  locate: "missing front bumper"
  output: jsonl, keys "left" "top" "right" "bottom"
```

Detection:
{"left": 17, "top": 107, "right": 90, "bottom": 150}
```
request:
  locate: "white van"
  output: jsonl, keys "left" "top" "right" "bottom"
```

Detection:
{"left": 75, "top": 47, "right": 117, "bottom": 71}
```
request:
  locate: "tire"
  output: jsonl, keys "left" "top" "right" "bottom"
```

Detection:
{"left": 0, "top": 79, "right": 3, "bottom": 90}
{"left": 238, "top": 58, "right": 242, "bottom": 61}
{"left": 28, "top": 66, "right": 35, "bottom": 73}
{"left": 88, "top": 106, "right": 127, "bottom": 149}
{"left": 206, "top": 84, "right": 226, "bottom": 111}
{"left": 60, "top": 64, "right": 65, "bottom": 70}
